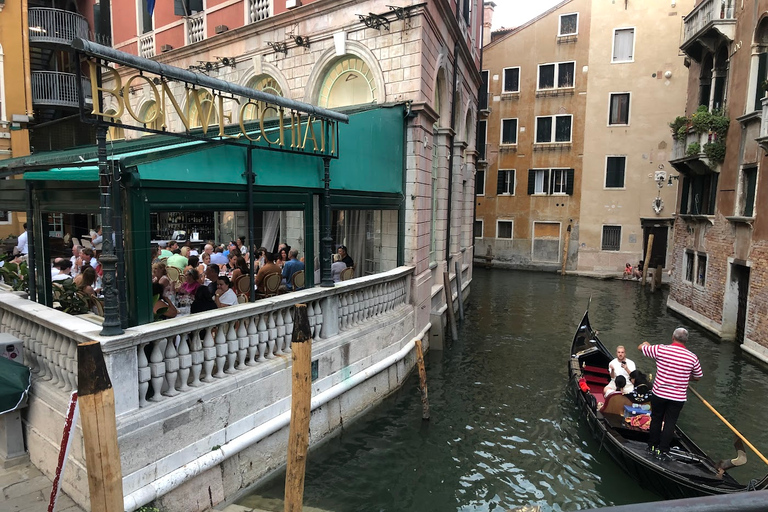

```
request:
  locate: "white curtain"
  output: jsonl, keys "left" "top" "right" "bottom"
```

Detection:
{"left": 261, "top": 211, "right": 280, "bottom": 252}
{"left": 535, "top": 171, "right": 545, "bottom": 194}
{"left": 345, "top": 210, "right": 367, "bottom": 277}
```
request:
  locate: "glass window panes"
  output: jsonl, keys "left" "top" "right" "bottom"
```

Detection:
{"left": 503, "top": 68, "right": 520, "bottom": 93}
{"left": 559, "top": 13, "right": 578, "bottom": 36}
{"left": 497, "top": 170, "right": 515, "bottom": 195}
{"left": 476, "top": 170, "right": 485, "bottom": 195}
{"left": 536, "top": 115, "right": 571, "bottom": 143}
{"left": 613, "top": 28, "right": 635, "bottom": 62}
{"left": 536, "top": 117, "right": 553, "bottom": 143}
{"left": 602, "top": 225, "right": 621, "bottom": 251}
{"left": 538, "top": 64, "right": 555, "bottom": 89}
{"left": 474, "top": 220, "right": 483, "bottom": 238}
{"left": 501, "top": 118, "right": 518, "bottom": 144}
{"left": 477, "top": 119, "right": 487, "bottom": 158}
{"left": 533, "top": 170, "right": 548, "bottom": 194}
{"left": 318, "top": 56, "right": 377, "bottom": 108}
{"left": 551, "top": 169, "right": 567, "bottom": 194}
{"left": 557, "top": 62, "right": 575, "bottom": 88}
{"left": 497, "top": 221, "right": 513, "bottom": 239}
{"left": 555, "top": 116, "right": 572, "bottom": 142}
{"left": 609, "top": 93, "right": 630, "bottom": 125}
{"left": 696, "top": 254, "right": 707, "bottom": 286}
{"left": 685, "top": 252, "right": 695, "bottom": 282}
{"left": 743, "top": 167, "right": 757, "bottom": 217}
{"left": 605, "top": 156, "right": 626, "bottom": 188}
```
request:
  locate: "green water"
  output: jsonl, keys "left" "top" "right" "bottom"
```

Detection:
{"left": 237, "top": 269, "right": 768, "bottom": 511}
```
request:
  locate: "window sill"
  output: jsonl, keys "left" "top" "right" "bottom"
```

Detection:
{"left": 725, "top": 215, "right": 755, "bottom": 226}
{"left": 497, "top": 193, "right": 515, "bottom": 197}
{"left": 608, "top": 123, "right": 630, "bottom": 128}
{"left": 500, "top": 92, "right": 520, "bottom": 100}
{"left": 533, "top": 143, "right": 572, "bottom": 151}
{"left": 535, "top": 88, "right": 575, "bottom": 98}
{"left": 604, "top": 187, "right": 627, "bottom": 190}
{"left": 611, "top": 59, "right": 634, "bottom": 64}
{"left": 429, "top": 260, "right": 438, "bottom": 270}
{"left": 678, "top": 214, "right": 715, "bottom": 225}
{"left": 736, "top": 110, "right": 761, "bottom": 126}
{"left": 557, "top": 34, "right": 578, "bottom": 43}
{"left": 495, "top": 237, "right": 513, "bottom": 241}
{"left": 499, "top": 145, "right": 517, "bottom": 152}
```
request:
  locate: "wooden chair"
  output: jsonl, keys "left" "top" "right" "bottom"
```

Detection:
{"left": 235, "top": 274, "right": 252, "bottom": 299}
{"left": 291, "top": 270, "right": 305, "bottom": 290}
{"left": 256, "top": 272, "right": 281, "bottom": 298}
{"left": 72, "top": 237, "right": 81, "bottom": 248}
{"left": 81, "top": 238, "right": 93, "bottom": 249}
{"left": 166, "top": 266, "right": 181, "bottom": 285}
{"left": 339, "top": 267, "right": 354, "bottom": 281}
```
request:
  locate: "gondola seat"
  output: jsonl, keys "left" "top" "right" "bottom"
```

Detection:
{"left": 600, "top": 393, "right": 633, "bottom": 415}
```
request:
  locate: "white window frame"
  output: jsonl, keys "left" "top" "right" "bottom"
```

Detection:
{"left": 550, "top": 169, "right": 568, "bottom": 195}
{"left": 611, "top": 27, "right": 636, "bottom": 63}
{"left": 500, "top": 118, "right": 518, "bottom": 145}
{"left": 558, "top": 13, "right": 579, "bottom": 36}
{"left": 136, "top": 0, "right": 155, "bottom": 35}
{"left": 604, "top": 155, "right": 627, "bottom": 189}
{"left": 476, "top": 169, "right": 486, "bottom": 196}
{"left": 536, "top": 61, "right": 576, "bottom": 90}
{"left": 496, "top": 219, "right": 514, "bottom": 240}
{"left": 608, "top": 92, "right": 632, "bottom": 126}
{"left": 502, "top": 67, "right": 520, "bottom": 93}
{"left": 474, "top": 218, "right": 484, "bottom": 239}
{"left": 534, "top": 114, "right": 573, "bottom": 144}
{"left": 600, "top": 225, "right": 622, "bottom": 251}
{"left": 683, "top": 250, "right": 695, "bottom": 283}
{"left": 532, "top": 168, "right": 549, "bottom": 195}
{"left": 498, "top": 169, "right": 516, "bottom": 196}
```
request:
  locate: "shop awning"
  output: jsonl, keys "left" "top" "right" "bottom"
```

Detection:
{"left": 24, "top": 166, "right": 99, "bottom": 181}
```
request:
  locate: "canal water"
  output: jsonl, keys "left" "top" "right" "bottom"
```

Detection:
{"left": 236, "top": 268, "right": 768, "bottom": 511}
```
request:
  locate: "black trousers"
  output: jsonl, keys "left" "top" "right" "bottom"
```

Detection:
{"left": 649, "top": 394, "right": 685, "bottom": 452}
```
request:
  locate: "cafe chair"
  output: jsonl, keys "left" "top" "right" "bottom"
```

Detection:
{"left": 81, "top": 239, "right": 93, "bottom": 249}
{"left": 235, "top": 274, "right": 252, "bottom": 300}
{"left": 291, "top": 270, "right": 305, "bottom": 291}
{"left": 340, "top": 267, "right": 354, "bottom": 281}
{"left": 166, "top": 266, "right": 181, "bottom": 284}
{"left": 72, "top": 237, "right": 81, "bottom": 248}
{"left": 256, "top": 272, "right": 281, "bottom": 298}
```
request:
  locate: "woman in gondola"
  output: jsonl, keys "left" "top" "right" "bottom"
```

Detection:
{"left": 627, "top": 370, "right": 652, "bottom": 403}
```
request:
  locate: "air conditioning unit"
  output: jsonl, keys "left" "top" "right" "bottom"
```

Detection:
{"left": 215, "top": 24, "right": 229, "bottom": 34}
{"left": 0, "top": 333, "right": 23, "bottom": 363}
{"left": 286, "top": 0, "right": 301, "bottom": 8}
{"left": 161, "top": 44, "right": 174, "bottom": 52}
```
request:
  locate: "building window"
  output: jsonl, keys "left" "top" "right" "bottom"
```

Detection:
{"left": 605, "top": 156, "right": 626, "bottom": 188}
{"left": 242, "top": 75, "right": 283, "bottom": 121}
{"left": 477, "top": 119, "right": 487, "bottom": 159}
{"left": 480, "top": 70, "right": 489, "bottom": 110}
{"left": 475, "top": 170, "right": 485, "bottom": 196}
{"left": 601, "top": 225, "right": 621, "bottom": 251}
{"left": 474, "top": 220, "right": 483, "bottom": 238}
{"left": 684, "top": 251, "right": 695, "bottom": 282}
{"left": 138, "top": 0, "right": 153, "bottom": 34}
{"left": 537, "top": 62, "right": 575, "bottom": 90}
{"left": 559, "top": 13, "right": 578, "bottom": 36}
{"left": 535, "top": 115, "right": 572, "bottom": 143}
{"left": 502, "top": 67, "right": 520, "bottom": 93}
{"left": 679, "top": 173, "right": 718, "bottom": 215}
{"left": 528, "top": 169, "right": 575, "bottom": 195}
{"left": 501, "top": 118, "right": 518, "bottom": 145}
{"left": 139, "top": 100, "right": 162, "bottom": 132}
{"left": 613, "top": 28, "right": 635, "bottom": 62}
{"left": 497, "top": 169, "right": 515, "bottom": 195}
{"left": 741, "top": 167, "right": 757, "bottom": 217}
{"left": 496, "top": 220, "right": 513, "bottom": 239}
{"left": 609, "top": 93, "right": 630, "bottom": 125}
{"left": 318, "top": 56, "right": 377, "bottom": 109}
{"left": 696, "top": 254, "right": 707, "bottom": 286}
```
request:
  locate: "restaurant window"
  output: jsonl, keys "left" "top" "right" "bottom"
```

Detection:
{"left": 559, "top": 13, "right": 578, "bottom": 36}
{"left": 535, "top": 115, "right": 572, "bottom": 143}
{"left": 605, "top": 156, "right": 626, "bottom": 188}
{"left": 318, "top": 56, "right": 377, "bottom": 109}
{"left": 497, "top": 169, "right": 515, "bottom": 195}
{"left": 496, "top": 220, "right": 513, "bottom": 239}
{"left": 537, "top": 62, "right": 575, "bottom": 90}
{"left": 741, "top": 167, "right": 758, "bottom": 217}
{"left": 501, "top": 118, "right": 518, "bottom": 145}
{"left": 609, "top": 93, "right": 630, "bottom": 125}
{"left": 613, "top": 28, "right": 635, "bottom": 62}
{"left": 696, "top": 254, "right": 707, "bottom": 286}
{"left": 601, "top": 225, "right": 621, "bottom": 251}
{"left": 138, "top": 0, "right": 153, "bottom": 34}
{"left": 477, "top": 119, "right": 487, "bottom": 159}
{"left": 684, "top": 251, "right": 695, "bottom": 283}
{"left": 528, "top": 169, "right": 575, "bottom": 196}
{"left": 502, "top": 67, "right": 520, "bottom": 93}
{"left": 474, "top": 219, "right": 483, "bottom": 239}
{"left": 476, "top": 170, "right": 485, "bottom": 196}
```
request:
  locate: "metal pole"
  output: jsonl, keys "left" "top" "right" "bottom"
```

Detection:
{"left": 24, "top": 181, "right": 36, "bottom": 302}
{"left": 319, "top": 154, "right": 333, "bottom": 287}
{"left": 111, "top": 161, "right": 127, "bottom": 328}
{"left": 247, "top": 147, "right": 255, "bottom": 302}
{"left": 97, "top": 125, "right": 123, "bottom": 336}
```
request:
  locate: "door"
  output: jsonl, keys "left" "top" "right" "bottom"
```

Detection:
{"left": 734, "top": 265, "right": 750, "bottom": 344}
{"left": 643, "top": 226, "right": 668, "bottom": 269}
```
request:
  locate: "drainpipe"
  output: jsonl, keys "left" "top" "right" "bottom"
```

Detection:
{"left": 445, "top": 42, "right": 459, "bottom": 266}
{"left": 122, "top": 322, "right": 431, "bottom": 511}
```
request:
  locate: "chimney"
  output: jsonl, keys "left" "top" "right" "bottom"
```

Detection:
{"left": 483, "top": 2, "right": 496, "bottom": 47}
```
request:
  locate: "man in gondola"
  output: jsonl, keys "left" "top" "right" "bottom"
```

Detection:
{"left": 605, "top": 346, "right": 635, "bottom": 394}
{"left": 639, "top": 328, "right": 703, "bottom": 460}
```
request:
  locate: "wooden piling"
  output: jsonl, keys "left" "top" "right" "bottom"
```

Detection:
{"left": 655, "top": 264, "right": 663, "bottom": 289}
{"left": 454, "top": 261, "right": 465, "bottom": 322}
{"left": 414, "top": 339, "right": 430, "bottom": 420}
{"left": 284, "top": 304, "right": 313, "bottom": 512}
{"left": 77, "top": 341, "right": 124, "bottom": 512}
{"left": 443, "top": 271, "right": 459, "bottom": 340}
{"left": 641, "top": 234, "right": 654, "bottom": 287}
{"left": 561, "top": 223, "right": 572, "bottom": 276}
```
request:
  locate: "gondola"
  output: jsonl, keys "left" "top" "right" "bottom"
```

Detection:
{"left": 568, "top": 311, "right": 768, "bottom": 499}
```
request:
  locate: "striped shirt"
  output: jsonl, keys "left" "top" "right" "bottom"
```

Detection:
{"left": 641, "top": 342, "right": 703, "bottom": 401}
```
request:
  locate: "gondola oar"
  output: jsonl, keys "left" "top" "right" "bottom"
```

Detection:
{"left": 689, "top": 386, "right": 768, "bottom": 467}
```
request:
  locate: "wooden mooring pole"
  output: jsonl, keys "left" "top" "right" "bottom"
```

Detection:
{"left": 414, "top": 339, "right": 430, "bottom": 420}
{"left": 284, "top": 304, "right": 313, "bottom": 512}
{"left": 443, "top": 271, "right": 459, "bottom": 340}
{"left": 454, "top": 261, "right": 464, "bottom": 322}
{"left": 641, "top": 234, "right": 654, "bottom": 287}
{"left": 78, "top": 341, "right": 124, "bottom": 512}
{"left": 561, "top": 223, "right": 572, "bottom": 276}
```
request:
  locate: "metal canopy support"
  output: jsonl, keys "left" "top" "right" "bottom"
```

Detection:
{"left": 319, "top": 121, "right": 333, "bottom": 287}
{"left": 111, "top": 161, "right": 128, "bottom": 328}
{"left": 25, "top": 181, "right": 36, "bottom": 302}
{"left": 247, "top": 147, "right": 256, "bottom": 302}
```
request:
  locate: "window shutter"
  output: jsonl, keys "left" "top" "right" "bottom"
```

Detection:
{"left": 189, "top": 0, "right": 203, "bottom": 11}
{"left": 566, "top": 169, "right": 575, "bottom": 195}
{"left": 527, "top": 170, "right": 536, "bottom": 195}
{"left": 708, "top": 173, "right": 719, "bottom": 215}
{"left": 510, "top": 171, "right": 516, "bottom": 195}
{"left": 174, "top": 0, "right": 188, "bottom": 15}
{"left": 679, "top": 176, "right": 690, "bottom": 214}
{"left": 497, "top": 171, "right": 506, "bottom": 195}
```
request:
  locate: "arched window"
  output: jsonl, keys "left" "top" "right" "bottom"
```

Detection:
{"left": 752, "top": 17, "right": 768, "bottom": 111}
{"left": 104, "top": 109, "right": 125, "bottom": 141}
{"left": 187, "top": 90, "right": 218, "bottom": 128}
{"left": 712, "top": 45, "right": 728, "bottom": 111}
{"left": 318, "top": 56, "right": 377, "bottom": 108}
{"left": 698, "top": 54, "right": 713, "bottom": 108}
{"left": 139, "top": 100, "right": 162, "bottom": 132}
{"left": 241, "top": 75, "right": 283, "bottom": 122}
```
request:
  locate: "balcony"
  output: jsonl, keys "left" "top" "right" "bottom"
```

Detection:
{"left": 757, "top": 96, "right": 768, "bottom": 152}
{"left": 31, "top": 71, "right": 92, "bottom": 108}
{"left": 139, "top": 33, "right": 155, "bottom": 59}
{"left": 680, "top": 0, "right": 736, "bottom": 62}
{"left": 28, "top": 7, "right": 89, "bottom": 47}
{"left": 186, "top": 12, "right": 205, "bottom": 44}
{"left": 670, "top": 130, "right": 720, "bottom": 175}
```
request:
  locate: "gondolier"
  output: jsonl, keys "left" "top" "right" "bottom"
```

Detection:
{"left": 639, "top": 327, "right": 703, "bottom": 460}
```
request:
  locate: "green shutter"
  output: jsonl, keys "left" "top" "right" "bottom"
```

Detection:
{"left": 708, "top": 173, "right": 719, "bottom": 215}
{"left": 745, "top": 169, "right": 757, "bottom": 217}
{"left": 680, "top": 176, "right": 690, "bottom": 214}
{"left": 566, "top": 169, "right": 575, "bottom": 195}
{"left": 527, "top": 170, "right": 535, "bottom": 195}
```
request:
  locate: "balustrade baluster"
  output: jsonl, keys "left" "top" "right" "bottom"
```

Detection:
{"left": 36, "top": 328, "right": 50, "bottom": 380}
{"left": 48, "top": 333, "right": 63, "bottom": 386}
{"left": 306, "top": 302, "right": 316, "bottom": 343}
{"left": 339, "top": 294, "right": 349, "bottom": 330}
{"left": 246, "top": 316, "right": 259, "bottom": 365}
{"left": 201, "top": 326, "right": 216, "bottom": 383}
{"left": 66, "top": 338, "right": 77, "bottom": 391}
{"left": 266, "top": 312, "right": 277, "bottom": 358}
{"left": 163, "top": 336, "right": 180, "bottom": 397}
{"left": 365, "top": 288, "right": 373, "bottom": 319}
{"left": 275, "top": 309, "right": 286, "bottom": 354}
{"left": 189, "top": 329, "right": 203, "bottom": 387}
{"left": 353, "top": 291, "right": 362, "bottom": 325}
{"left": 57, "top": 338, "right": 71, "bottom": 391}
{"left": 27, "top": 323, "right": 39, "bottom": 372}
{"left": 284, "top": 308, "right": 294, "bottom": 352}
{"left": 148, "top": 338, "right": 166, "bottom": 402}
{"left": 257, "top": 314, "right": 268, "bottom": 362}
{"left": 314, "top": 300, "right": 323, "bottom": 340}
{"left": 138, "top": 342, "right": 150, "bottom": 407}
{"left": 177, "top": 332, "right": 192, "bottom": 392}
{"left": 225, "top": 321, "right": 238, "bottom": 373}
{"left": 236, "top": 320, "right": 249, "bottom": 368}
{"left": 214, "top": 323, "right": 228, "bottom": 378}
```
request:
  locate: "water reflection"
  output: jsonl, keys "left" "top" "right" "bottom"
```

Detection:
{"left": 237, "top": 268, "right": 768, "bottom": 511}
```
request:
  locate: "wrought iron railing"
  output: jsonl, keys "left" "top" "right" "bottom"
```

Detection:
{"left": 30, "top": 71, "right": 92, "bottom": 108}
{"left": 28, "top": 7, "right": 89, "bottom": 46}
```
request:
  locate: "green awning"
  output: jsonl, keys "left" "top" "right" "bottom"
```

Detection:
{"left": 0, "top": 356, "right": 31, "bottom": 414}
{"left": 24, "top": 166, "right": 99, "bottom": 181}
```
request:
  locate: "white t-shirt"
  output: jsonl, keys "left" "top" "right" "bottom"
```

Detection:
{"left": 218, "top": 288, "right": 238, "bottom": 306}
{"left": 16, "top": 231, "right": 28, "bottom": 255}
{"left": 609, "top": 357, "right": 636, "bottom": 381}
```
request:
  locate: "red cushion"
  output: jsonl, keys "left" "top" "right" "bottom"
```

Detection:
{"left": 583, "top": 365, "right": 610, "bottom": 375}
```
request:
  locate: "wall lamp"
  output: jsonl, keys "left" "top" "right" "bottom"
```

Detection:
{"left": 667, "top": 175, "right": 680, "bottom": 186}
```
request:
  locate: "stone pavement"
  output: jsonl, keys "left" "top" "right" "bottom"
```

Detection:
{"left": 0, "top": 461, "right": 84, "bottom": 512}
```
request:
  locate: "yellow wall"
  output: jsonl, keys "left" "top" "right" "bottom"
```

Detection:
{"left": 0, "top": 0, "right": 32, "bottom": 239}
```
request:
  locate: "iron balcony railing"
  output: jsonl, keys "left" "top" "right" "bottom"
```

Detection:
{"left": 682, "top": 0, "right": 735, "bottom": 48}
{"left": 28, "top": 7, "right": 89, "bottom": 46}
{"left": 31, "top": 71, "right": 92, "bottom": 108}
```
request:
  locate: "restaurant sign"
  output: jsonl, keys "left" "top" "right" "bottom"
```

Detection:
{"left": 72, "top": 38, "right": 348, "bottom": 158}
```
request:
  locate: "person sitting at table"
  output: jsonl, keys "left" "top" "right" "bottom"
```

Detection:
{"left": 331, "top": 253, "right": 347, "bottom": 283}
{"left": 225, "top": 253, "right": 239, "bottom": 275}
{"left": 91, "top": 226, "right": 103, "bottom": 247}
{"left": 158, "top": 241, "right": 172, "bottom": 259}
{"left": 70, "top": 244, "right": 82, "bottom": 277}
{"left": 152, "top": 282, "right": 178, "bottom": 320}
{"left": 79, "top": 248, "right": 99, "bottom": 273}
{"left": 191, "top": 285, "right": 218, "bottom": 314}
{"left": 277, "top": 246, "right": 290, "bottom": 268}
{"left": 214, "top": 276, "right": 238, "bottom": 307}
{"left": 255, "top": 247, "right": 268, "bottom": 269}
{"left": 74, "top": 266, "right": 98, "bottom": 297}
{"left": 52, "top": 259, "right": 74, "bottom": 282}
{"left": 281, "top": 249, "right": 304, "bottom": 292}
{"left": 179, "top": 268, "right": 201, "bottom": 297}
{"left": 167, "top": 248, "right": 188, "bottom": 271}
{"left": 231, "top": 256, "right": 250, "bottom": 293}
{"left": 200, "top": 252, "right": 211, "bottom": 271}
{"left": 210, "top": 245, "right": 228, "bottom": 265}
{"left": 236, "top": 236, "right": 248, "bottom": 256}
{"left": 204, "top": 264, "right": 220, "bottom": 296}
{"left": 51, "top": 258, "right": 65, "bottom": 279}
{"left": 152, "top": 261, "right": 174, "bottom": 296}
{"left": 338, "top": 245, "right": 354, "bottom": 268}
{"left": 151, "top": 245, "right": 163, "bottom": 265}
{"left": 255, "top": 251, "right": 281, "bottom": 293}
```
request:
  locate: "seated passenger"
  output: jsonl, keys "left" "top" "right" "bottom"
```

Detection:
{"left": 604, "top": 375, "right": 633, "bottom": 398}
{"left": 623, "top": 263, "right": 633, "bottom": 280}
{"left": 626, "top": 370, "right": 653, "bottom": 403}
